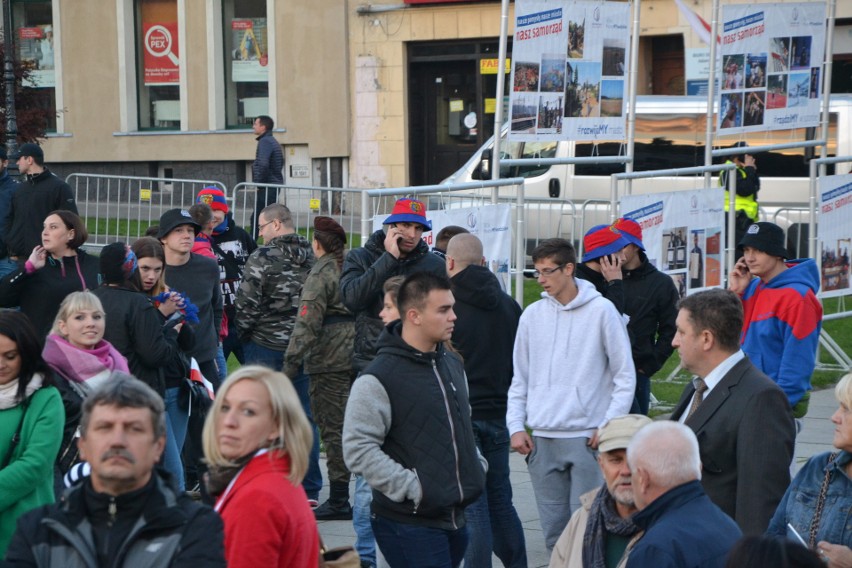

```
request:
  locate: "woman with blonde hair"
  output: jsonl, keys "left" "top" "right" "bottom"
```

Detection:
{"left": 203, "top": 365, "right": 319, "bottom": 568}
{"left": 42, "top": 291, "right": 128, "bottom": 485}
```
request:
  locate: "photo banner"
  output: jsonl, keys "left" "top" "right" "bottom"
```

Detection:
{"left": 372, "top": 204, "right": 513, "bottom": 292}
{"left": 717, "top": 2, "right": 825, "bottom": 135}
{"left": 508, "top": 0, "right": 630, "bottom": 141}
{"left": 818, "top": 174, "right": 852, "bottom": 298}
{"left": 620, "top": 189, "right": 725, "bottom": 297}
{"left": 17, "top": 25, "right": 54, "bottom": 88}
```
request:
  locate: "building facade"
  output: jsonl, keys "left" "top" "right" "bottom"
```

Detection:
{"left": 3, "top": 0, "right": 851, "bottom": 191}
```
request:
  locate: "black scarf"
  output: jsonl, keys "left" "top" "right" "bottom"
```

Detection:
{"left": 205, "top": 452, "right": 257, "bottom": 497}
{"left": 582, "top": 484, "right": 641, "bottom": 568}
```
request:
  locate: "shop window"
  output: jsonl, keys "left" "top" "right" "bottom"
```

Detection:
{"left": 136, "top": 0, "right": 180, "bottom": 129}
{"left": 13, "top": 0, "right": 56, "bottom": 132}
{"left": 223, "top": 0, "right": 269, "bottom": 128}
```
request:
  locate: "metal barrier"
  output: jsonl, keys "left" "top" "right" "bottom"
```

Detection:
{"left": 229, "top": 182, "right": 364, "bottom": 249}
{"left": 67, "top": 173, "right": 227, "bottom": 247}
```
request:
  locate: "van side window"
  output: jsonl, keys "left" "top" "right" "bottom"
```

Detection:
{"left": 500, "top": 141, "right": 558, "bottom": 179}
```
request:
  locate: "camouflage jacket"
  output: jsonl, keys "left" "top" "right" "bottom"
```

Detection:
{"left": 283, "top": 254, "right": 354, "bottom": 376}
{"left": 234, "top": 233, "right": 314, "bottom": 350}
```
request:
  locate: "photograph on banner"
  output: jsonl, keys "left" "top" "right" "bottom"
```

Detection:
{"left": 621, "top": 189, "right": 725, "bottom": 297}
{"left": 231, "top": 19, "right": 269, "bottom": 82}
{"left": 372, "top": 204, "right": 513, "bottom": 291}
{"left": 717, "top": 2, "right": 825, "bottom": 135}
{"left": 508, "top": 0, "right": 629, "bottom": 141}
{"left": 818, "top": 175, "right": 852, "bottom": 297}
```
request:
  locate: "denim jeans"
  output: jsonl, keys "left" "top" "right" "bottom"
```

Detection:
{"left": 243, "top": 340, "right": 322, "bottom": 499}
{"left": 215, "top": 345, "right": 227, "bottom": 385}
{"left": 354, "top": 475, "right": 377, "bottom": 566}
{"left": 464, "top": 419, "right": 527, "bottom": 568}
{"left": 630, "top": 372, "right": 651, "bottom": 415}
{"left": 0, "top": 258, "right": 18, "bottom": 279}
{"left": 162, "top": 387, "right": 189, "bottom": 491}
{"left": 371, "top": 514, "right": 468, "bottom": 568}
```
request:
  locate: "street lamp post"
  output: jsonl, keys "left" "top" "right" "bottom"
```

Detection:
{"left": 2, "top": 0, "right": 18, "bottom": 160}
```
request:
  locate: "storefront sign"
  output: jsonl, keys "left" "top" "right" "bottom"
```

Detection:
{"left": 143, "top": 22, "right": 180, "bottom": 85}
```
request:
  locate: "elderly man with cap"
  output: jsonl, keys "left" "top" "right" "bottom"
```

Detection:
{"left": 729, "top": 221, "right": 822, "bottom": 417}
{"left": 340, "top": 198, "right": 446, "bottom": 567}
{"left": 549, "top": 414, "right": 652, "bottom": 568}
{"left": 5, "top": 143, "right": 77, "bottom": 264}
{"left": 195, "top": 187, "right": 256, "bottom": 371}
{"left": 0, "top": 147, "right": 19, "bottom": 278}
{"left": 614, "top": 217, "right": 679, "bottom": 415}
{"left": 576, "top": 224, "right": 631, "bottom": 314}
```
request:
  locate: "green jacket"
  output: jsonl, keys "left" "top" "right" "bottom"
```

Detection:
{"left": 284, "top": 254, "right": 355, "bottom": 376}
{"left": 0, "top": 384, "right": 64, "bottom": 556}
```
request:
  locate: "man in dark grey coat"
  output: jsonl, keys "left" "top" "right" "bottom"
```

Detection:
{"left": 669, "top": 288, "right": 795, "bottom": 536}
{"left": 251, "top": 114, "right": 284, "bottom": 238}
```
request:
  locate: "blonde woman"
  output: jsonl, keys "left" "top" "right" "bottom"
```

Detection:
{"left": 203, "top": 366, "right": 319, "bottom": 568}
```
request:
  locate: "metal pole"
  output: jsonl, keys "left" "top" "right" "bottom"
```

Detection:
{"left": 727, "top": 164, "right": 737, "bottom": 280}
{"left": 491, "top": 0, "right": 511, "bottom": 204}
{"left": 704, "top": 0, "right": 720, "bottom": 186}
{"left": 515, "top": 181, "right": 525, "bottom": 305}
{"left": 624, "top": 0, "right": 641, "bottom": 196}
{"left": 809, "top": 157, "right": 817, "bottom": 260}
{"left": 3, "top": 0, "right": 19, "bottom": 162}
{"left": 819, "top": 0, "right": 836, "bottom": 164}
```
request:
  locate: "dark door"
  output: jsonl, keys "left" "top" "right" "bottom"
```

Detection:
{"left": 409, "top": 60, "right": 479, "bottom": 186}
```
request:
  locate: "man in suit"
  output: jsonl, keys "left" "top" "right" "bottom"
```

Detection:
{"left": 669, "top": 288, "right": 795, "bottom": 535}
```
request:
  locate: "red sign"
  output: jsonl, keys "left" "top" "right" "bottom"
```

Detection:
{"left": 18, "top": 27, "right": 44, "bottom": 40}
{"left": 232, "top": 19, "right": 253, "bottom": 30}
{"left": 143, "top": 22, "right": 180, "bottom": 85}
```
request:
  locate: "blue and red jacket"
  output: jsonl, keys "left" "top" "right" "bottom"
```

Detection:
{"left": 740, "top": 259, "right": 822, "bottom": 407}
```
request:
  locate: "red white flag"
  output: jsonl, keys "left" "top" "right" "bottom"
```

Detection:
{"left": 674, "top": 0, "right": 717, "bottom": 45}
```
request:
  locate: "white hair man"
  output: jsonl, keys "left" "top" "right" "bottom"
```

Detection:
{"left": 548, "top": 414, "right": 652, "bottom": 568}
{"left": 625, "top": 422, "right": 741, "bottom": 568}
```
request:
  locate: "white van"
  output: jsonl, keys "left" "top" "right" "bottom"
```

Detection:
{"left": 442, "top": 95, "right": 852, "bottom": 254}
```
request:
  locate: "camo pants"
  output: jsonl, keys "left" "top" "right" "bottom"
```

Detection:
{"left": 309, "top": 370, "right": 353, "bottom": 485}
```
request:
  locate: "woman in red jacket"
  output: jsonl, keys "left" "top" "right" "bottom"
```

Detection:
{"left": 203, "top": 365, "right": 319, "bottom": 568}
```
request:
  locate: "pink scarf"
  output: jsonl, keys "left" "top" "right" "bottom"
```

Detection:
{"left": 42, "top": 333, "right": 130, "bottom": 384}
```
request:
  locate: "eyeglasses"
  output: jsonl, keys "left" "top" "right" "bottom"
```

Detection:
{"left": 257, "top": 220, "right": 275, "bottom": 232}
{"left": 532, "top": 264, "right": 566, "bottom": 278}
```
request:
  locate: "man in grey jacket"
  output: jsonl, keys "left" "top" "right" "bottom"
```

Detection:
{"left": 343, "top": 272, "right": 485, "bottom": 567}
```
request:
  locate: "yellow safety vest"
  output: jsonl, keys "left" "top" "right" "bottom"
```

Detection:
{"left": 719, "top": 161, "right": 759, "bottom": 222}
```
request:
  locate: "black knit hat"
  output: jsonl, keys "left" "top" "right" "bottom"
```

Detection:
{"left": 737, "top": 222, "right": 788, "bottom": 259}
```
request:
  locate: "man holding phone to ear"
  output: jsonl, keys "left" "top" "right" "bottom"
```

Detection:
{"left": 340, "top": 197, "right": 446, "bottom": 567}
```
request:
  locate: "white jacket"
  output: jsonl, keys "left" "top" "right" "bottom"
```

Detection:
{"left": 507, "top": 278, "right": 635, "bottom": 438}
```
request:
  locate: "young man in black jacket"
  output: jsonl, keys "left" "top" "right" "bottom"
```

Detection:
{"left": 615, "top": 218, "right": 679, "bottom": 415}
{"left": 6, "top": 375, "right": 225, "bottom": 567}
{"left": 343, "top": 272, "right": 485, "bottom": 567}
{"left": 446, "top": 233, "right": 526, "bottom": 568}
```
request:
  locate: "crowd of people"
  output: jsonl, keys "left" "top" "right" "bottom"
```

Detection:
{"left": 0, "top": 135, "right": 842, "bottom": 568}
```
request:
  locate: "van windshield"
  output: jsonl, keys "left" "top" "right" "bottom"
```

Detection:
{"left": 498, "top": 141, "right": 558, "bottom": 178}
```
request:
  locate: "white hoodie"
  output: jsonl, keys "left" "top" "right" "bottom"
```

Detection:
{"left": 507, "top": 278, "right": 635, "bottom": 438}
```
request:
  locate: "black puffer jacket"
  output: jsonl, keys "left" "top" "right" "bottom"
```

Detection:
{"left": 340, "top": 229, "right": 446, "bottom": 372}
{"left": 6, "top": 168, "right": 77, "bottom": 258}
{"left": 450, "top": 265, "right": 522, "bottom": 421}
{"left": 366, "top": 323, "right": 485, "bottom": 528}
{"left": 5, "top": 469, "right": 225, "bottom": 567}
{"left": 92, "top": 286, "right": 187, "bottom": 395}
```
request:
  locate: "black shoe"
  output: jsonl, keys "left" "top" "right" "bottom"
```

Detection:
{"left": 313, "top": 498, "right": 353, "bottom": 521}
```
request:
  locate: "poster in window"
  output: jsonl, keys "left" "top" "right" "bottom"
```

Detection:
{"left": 17, "top": 25, "right": 55, "bottom": 88}
{"left": 231, "top": 19, "right": 268, "bottom": 82}
{"left": 143, "top": 22, "right": 180, "bottom": 86}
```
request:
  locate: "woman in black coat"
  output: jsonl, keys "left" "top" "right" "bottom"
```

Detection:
{"left": 0, "top": 211, "right": 99, "bottom": 338}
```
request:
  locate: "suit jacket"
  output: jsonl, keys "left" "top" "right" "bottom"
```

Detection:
{"left": 670, "top": 356, "right": 795, "bottom": 536}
